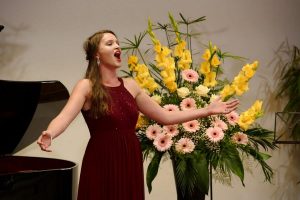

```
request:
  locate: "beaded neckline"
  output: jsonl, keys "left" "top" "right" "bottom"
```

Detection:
{"left": 104, "top": 78, "right": 123, "bottom": 89}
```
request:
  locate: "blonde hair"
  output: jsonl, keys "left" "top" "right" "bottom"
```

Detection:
{"left": 83, "top": 30, "right": 116, "bottom": 118}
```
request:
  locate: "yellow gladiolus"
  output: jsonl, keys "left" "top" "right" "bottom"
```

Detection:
{"left": 220, "top": 84, "right": 235, "bottom": 99}
{"left": 238, "top": 113, "right": 254, "bottom": 130}
{"left": 136, "top": 64, "right": 149, "bottom": 77}
{"left": 251, "top": 60, "right": 259, "bottom": 70}
{"left": 166, "top": 81, "right": 177, "bottom": 93}
{"left": 161, "top": 46, "right": 172, "bottom": 57}
{"left": 212, "top": 45, "right": 218, "bottom": 51}
{"left": 202, "top": 49, "right": 211, "bottom": 61}
{"left": 199, "top": 61, "right": 211, "bottom": 74}
{"left": 174, "top": 40, "right": 186, "bottom": 57}
{"left": 238, "top": 100, "right": 264, "bottom": 130}
{"left": 204, "top": 71, "right": 217, "bottom": 87}
{"left": 233, "top": 74, "right": 248, "bottom": 84}
{"left": 232, "top": 82, "right": 249, "bottom": 96}
{"left": 250, "top": 100, "right": 263, "bottom": 118}
{"left": 210, "top": 55, "right": 221, "bottom": 67}
{"left": 155, "top": 54, "right": 167, "bottom": 68}
{"left": 164, "top": 73, "right": 176, "bottom": 83}
{"left": 136, "top": 114, "right": 149, "bottom": 129}
{"left": 128, "top": 55, "right": 138, "bottom": 68}
{"left": 160, "top": 70, "right": 168, "bottom": 78}
{"left": 154, "top": 41, "right": 162, "bottom": 53}
{"left": 178, "top": 50, "right": 192, "bottom": 70}
{"left": 145, "top": 80, "right": 159, "bottom": 93}
{"left": 242, "top": 64, "right": 255, "bottom": 78}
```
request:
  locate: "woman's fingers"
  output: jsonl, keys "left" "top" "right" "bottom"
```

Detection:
{"left": 226, "top": 99, "right": 239, "bottom": 108}
{"left": 37, "top": 131, "right": 52, "bottom": 152}
{"left": 223, "top": 99, "right": 239, "bottom": 113}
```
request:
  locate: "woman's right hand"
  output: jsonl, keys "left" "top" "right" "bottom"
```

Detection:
{"left": 37, "top": 130, "right": 52, "bottom": 152}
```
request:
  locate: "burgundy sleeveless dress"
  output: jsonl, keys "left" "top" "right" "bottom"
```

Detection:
{"left": 77, "top": 78, "right": 144, "bottom": 200}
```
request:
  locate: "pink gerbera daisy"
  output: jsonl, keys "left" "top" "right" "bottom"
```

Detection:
{"left": 225, "top": 111, "right": 239, "bottom": 125}
{"left": 180, "top": 98, "right": 197, "bottom": 111}
{"left": 232, "top": 132, "right": 248, "bottom": 145}
{"left": 212, "top": 118, "right": 228, "bottom": 131}
{"left": 182, "top": 69, "right": 199, "bottom": 83}
{"left": 153, "top": 134, "right": 173, "bottom": 152}
{"left": 175, "top": 138, "right": 195, "bottom": 154}
{"left": 182, "top": 120, "right": 200, "bottom": 133}
{"left": 163, "top": 104, "right": 180, "bottom": 112}
{"left": 146, "top": 124, "right": 162, "bottom": 140}
{"left": 206, "top": 127, "right": 224, "bottom": 142}
{"left": 163, "top": 124, "right": 179, "bottom": 137}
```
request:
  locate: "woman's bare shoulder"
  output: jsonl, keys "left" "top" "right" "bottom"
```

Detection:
{"left": 73, "top": 78, "right": 92, "bottom": 95}
{"left": 122, "top": 77, "right": 141, "bottom": 97}
{"left": 122, "top": 77, "right": 139, "bottom": 88}
{"left": 77, "top": 78, "right": 91, "bottom": 85}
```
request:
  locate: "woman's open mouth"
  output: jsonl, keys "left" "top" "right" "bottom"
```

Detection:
{"left": 114, "top": 51, "right": 121, "bottom": 61}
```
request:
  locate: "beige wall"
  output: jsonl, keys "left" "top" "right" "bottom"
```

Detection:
{"left": 1, "top": 0, "right": 300, "bottom": 199}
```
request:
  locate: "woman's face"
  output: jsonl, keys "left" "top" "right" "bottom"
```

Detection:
{"left": 97, "top": 33, "right": 121, "bottom": 68}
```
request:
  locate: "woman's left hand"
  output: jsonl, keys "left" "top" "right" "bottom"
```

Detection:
{"left": 206, "top": 97, "right": 239, "bottom": 115}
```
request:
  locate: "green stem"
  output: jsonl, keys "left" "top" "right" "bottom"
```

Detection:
{"left": 186, "top": 24, "right": 190, "bottom": 50}
{"left": 137, "top": 48, "right": 147, "bottom": 65}
{"left": 186, "top": 24, "right": 194, "bottom": 70}
{"left": 150, "top": 68, "right": 163, "bottom": 82}
{"left": 164, "top": 29, "right": 171, "bottom": 49}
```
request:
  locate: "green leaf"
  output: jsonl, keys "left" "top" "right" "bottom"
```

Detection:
{"left": 192, "top": 151, "right": 209, "bottom": 194}
{"left": 121, "top": 31, "right": 147, "bottom": 54}
{"left": 247, "top": 147, "right": 274, "bottom": 182}
{"left": 146, "top": 151, "right": 163, "bottom": 193}
{"left": 257, "top": 152, "right": 272, "bottom": 160}
{"left": 178, "top": 13, "right": 206, "bottom": 25}
{"left": 168, "top": 12, "right": 180, "bottom": 41}
{"left": 223, "top": 148, "right": 245, "bottom": 186}
{"left": 220, "top": 52, "right": 247, "bottom": 61}
{"left": 246, "top": 128, "right": 277, "bottom": 151}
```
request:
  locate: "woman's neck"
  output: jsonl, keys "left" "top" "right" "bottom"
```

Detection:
{"left": 99, "top": 65, "right": 119, "bottom": 86}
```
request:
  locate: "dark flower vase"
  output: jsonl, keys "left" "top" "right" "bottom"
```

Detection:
{"left": 171, "top": 159, "right": 206, "bottom": 200}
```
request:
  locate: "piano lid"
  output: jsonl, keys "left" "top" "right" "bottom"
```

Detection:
{"left": 0, "top": 80, "right": 69, "bottom": 155}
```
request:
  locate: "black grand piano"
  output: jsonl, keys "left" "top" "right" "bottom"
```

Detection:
{"left": 0, "top": 80, "right": 77, "bottom": 200}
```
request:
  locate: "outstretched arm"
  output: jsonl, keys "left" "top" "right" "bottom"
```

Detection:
{"left": 131, "top": 80, "right": 239, "bottom": 125}
{"left": 37, "top": 79, "right": 90, "bottom": 151}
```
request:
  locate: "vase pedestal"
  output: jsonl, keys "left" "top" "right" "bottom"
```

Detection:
{"left": 171, "top": 159, "right": 206, "bottom": 200}
{"left": 174, "top": 185, "right": 205, "bottom": 200}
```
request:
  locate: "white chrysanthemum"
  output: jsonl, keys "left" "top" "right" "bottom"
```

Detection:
{"left": 177, "top": 87, "right": 190, "bottom": 98}
{"left": 195, "top": 84, "right": 210, "bottom": 97}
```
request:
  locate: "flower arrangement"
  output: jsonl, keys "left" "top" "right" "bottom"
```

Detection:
{"left": 122, "top": 13, "right": 277, "bottom": 198}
